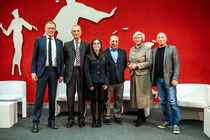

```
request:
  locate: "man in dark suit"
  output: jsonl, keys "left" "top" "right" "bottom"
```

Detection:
{"left": 63, "top": 25, "right": 90, "bottom": 128}
{"left": 104, "top": 35, "right": 127, "bottom": 124}
{"left": 152, "top": 32, "right": 180, "bottom": 134}
{"left": 31, "top": 21, "right": 64, "bottom": 133}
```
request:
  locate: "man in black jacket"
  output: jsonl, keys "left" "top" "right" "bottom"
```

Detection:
{"left": 104, "top": 35, "right": 127, "bottom": 124}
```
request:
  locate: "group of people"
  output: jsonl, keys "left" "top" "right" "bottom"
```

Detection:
{"left": 31, "top": 21, "right": 180, "bottom": 134}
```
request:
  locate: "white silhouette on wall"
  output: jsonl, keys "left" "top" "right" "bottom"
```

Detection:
{"left": 53, "top": 0, "right": 117, "bottom": 42}
{"left": 0, "top": 9, "right": 38, "bottom": 76}
{"left": 112, "top": 30, "right": 118, "bottom": 34}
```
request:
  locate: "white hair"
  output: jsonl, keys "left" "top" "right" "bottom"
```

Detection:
{"left": 133, "top": 31, "right": 145, "bottom": 42}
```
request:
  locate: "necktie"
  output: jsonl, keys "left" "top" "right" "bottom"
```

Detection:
{"left": 75, "top": 41, "right": 80, "bottom": 66}
{"left": 48, "top": 38, "right": 52, "bottom": 66}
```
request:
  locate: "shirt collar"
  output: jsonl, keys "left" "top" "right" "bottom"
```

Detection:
{"left": 74, "top": 39, "right": 81, "bottom": 44}
{"left": 109, "top": 47, "right": 118, "bottom": 52}
{"left": 46, "top": 35, "right": 54, "bottom": 40}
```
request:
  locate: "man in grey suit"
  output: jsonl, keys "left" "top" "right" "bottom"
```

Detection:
{"left": 152, "top": 32, "right": 180, "bottom": 134}
{"left": 31, "top": 21, "right": 64, "bottom": 133}
{"left": 63, "top": 25, "right": 90, "bottom": 128}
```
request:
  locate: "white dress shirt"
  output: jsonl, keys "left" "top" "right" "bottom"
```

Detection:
{"left": 46, "top": 35, "right": 57, "bottom": 67}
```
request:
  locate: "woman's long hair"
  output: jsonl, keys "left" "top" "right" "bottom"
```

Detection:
{"left": 87, "top": 38, "right": 105, "bottom": 60}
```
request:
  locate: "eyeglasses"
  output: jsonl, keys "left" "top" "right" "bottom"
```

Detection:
{"left": 47, "top": 27, "right": 55, "bottom": 30}
{"left": 93, "top": 43, "right": 100, "bottom": 45}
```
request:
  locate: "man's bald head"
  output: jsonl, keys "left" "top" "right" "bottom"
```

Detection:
{"left": 109, "top": 35, "right": 119, "bottom": 50}
{"left": 156, "top": 32, "right": 167, "bottom": 48}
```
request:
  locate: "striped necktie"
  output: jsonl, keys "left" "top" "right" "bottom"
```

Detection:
{"left": 75, "top": 41, "right": 80, "bottom": 66}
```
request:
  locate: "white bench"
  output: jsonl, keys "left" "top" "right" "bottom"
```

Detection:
{"left": 0, "top": 101, "right": 18, "bottom": 128}
{"left": 176, "top": 84, "right": 210, "bottom": 120}
{"left": 0, "top": 81, "right": 27, "bottom": 118}
{"left": 56, "top": 81, "right": 158, "bottom": 117}
{"left": 204, "top": 108, "right": 210, "bottom": 138}
{"left": 55, "top": 82, "right": 78, "bottom": 115}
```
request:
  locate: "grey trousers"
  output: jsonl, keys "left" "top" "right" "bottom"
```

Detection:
{"left": 104, "top": 83, "right": 124, "bottom": 119}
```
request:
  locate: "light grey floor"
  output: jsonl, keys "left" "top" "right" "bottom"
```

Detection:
{"left": 0, "top": 107, "right": 209, "bottom": 140}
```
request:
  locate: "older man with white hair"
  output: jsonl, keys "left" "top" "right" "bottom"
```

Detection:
{"left": 104, "top": 35, "right": 127, "bottom": 125}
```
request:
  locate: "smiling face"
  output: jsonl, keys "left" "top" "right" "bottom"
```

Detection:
{"left": 157, "top": 32, "right": 167, "bottom": 47}
{"left": 109, "top": 35, "right": 119, "bottom": 50}
{"left": 92, "top": 39, "right": 101, "bottom": 53}
{"left": 133, "top": 34, "right": 142, "bottom": 45}
{"left": 45, "top": 23, "right": 56, "bottom": 38}
{"left": 71, "top": 26, "right": 82, "bottom": 41}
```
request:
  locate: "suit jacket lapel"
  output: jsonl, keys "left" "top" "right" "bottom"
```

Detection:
{"left": 153, "top": 47, "right": 158, "bottom": 65}
{"left": 79, "top": 40, "right": 82, "bottom": 50}
{"left": 70, "top": 40, "right": 76, "bottom": 52}
{"left": 163, "top": 45, "right": 169, "bottom": 65}
{"left": 55, "top": 38, "right": 59, "bottom": 62}
{"left": 43, "top": 36, "right": 47, "bottom": 57}
{"left": 116, "top": 49, "right": 121, "bottom": 63}
{"left": 107, "top": 48, "right": 115, "bottom": 63}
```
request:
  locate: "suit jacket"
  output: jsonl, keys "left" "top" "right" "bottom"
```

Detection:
{"left": 104, "top": 48, "right": 127, "bottom": 84}
{"left": 152, "top": 45, "right": 180, "bottom": 86}
{"left": 31, "top": 36, "right": 64, "bottom": 78}
{"left": 128, "top": 43, "right": 152, "bottom": 76}
{"left": 84, "top": 56, "right": 109, "bottom": 88}
{"left": 63, "top": 40, "right": 90, "bottom": 84}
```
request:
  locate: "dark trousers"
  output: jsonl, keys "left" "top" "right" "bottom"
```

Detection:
{"left": 66, "top": 67, "right": 85, "bottom": 122}
{"left": 91, "top": 84, "right": 105, "bottom": 121}
{"left": 32, "top": 67, "right": 58, "bottom": 124}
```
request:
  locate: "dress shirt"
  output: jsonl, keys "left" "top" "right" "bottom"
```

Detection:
{"left": 46, "top": 35, "right": 57, "bottom": 66}
{"left": 109, "top": 47, "right": 118, "bottom": 63}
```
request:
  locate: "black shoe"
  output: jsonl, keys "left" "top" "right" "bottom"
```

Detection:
{"left": 66, "top": 120, "right": 74, "bottom": 128}
{"left": 91, "top": 122, "right": 96, "bottom": 128}
{"left": 133, "top": 118, "right": 146, "bottom": 123}
{"left": 142, "top": 117, "right": 146, "bottom": 122}
{"left": 135, "top": 120, "right": 142, "bottom": 127}
{"left": 79, "top": 121, "right": 85, "bottom": 128}
{"left": 32, "top": 123, "right": 39, "bottom": 133}
{"left": 133, "top": 120, "right": 137, "bottom": 123}
{"left": 114, "top": 118, "right": 122, "bottom": 124}
{"left": 48, "top": 122, "right": 58, "bottom": 129}
{"left": 96, "top": 121, "right": 102, "bottom": 128}
{"left": 104, "top": 119, "right": 111, "bottom": 125}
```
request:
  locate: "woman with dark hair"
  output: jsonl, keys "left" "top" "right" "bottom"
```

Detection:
{"left": 84, "top": 38, "right": 109, "bottom": 127}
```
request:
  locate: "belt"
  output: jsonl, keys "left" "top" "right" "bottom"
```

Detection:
{"left": 73, "top": 66, "right": 80, "bottom": 68}
{"left": 46, "top": 66, "right": 57, "bottom": 70}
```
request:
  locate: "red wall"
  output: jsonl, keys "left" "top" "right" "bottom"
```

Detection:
{"left": 0, "top": 0, "right": 209, "bottom": 103}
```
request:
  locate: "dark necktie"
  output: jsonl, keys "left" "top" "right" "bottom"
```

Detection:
{"left": 75, "top": 41, "right": 80, "bottom": 66}
{"left": 48, "top": 38, "right": 52, "bottom": 66}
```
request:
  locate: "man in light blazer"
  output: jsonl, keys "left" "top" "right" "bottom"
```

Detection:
{"left": 152, "top": 32, "right": 180, "bottom": 134}
{"left": 63, "top": 25, "right": 90, "bottom": 128}
{"left": 104, "top": 35, "right": 127, "bottom": 124}
{"left": 31, "top": 21, "right": 64, "bottom": 133}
